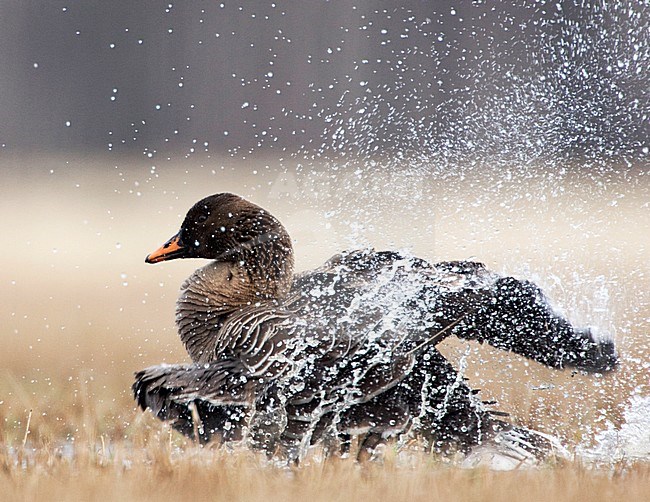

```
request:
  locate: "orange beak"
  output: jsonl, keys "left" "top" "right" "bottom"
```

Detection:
{"left": 145, "top": 233, "right": 186, "bottom": 264}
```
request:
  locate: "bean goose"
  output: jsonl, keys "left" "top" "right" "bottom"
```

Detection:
{"left": 133, "top": 193, "right": 617, "bottom": 462}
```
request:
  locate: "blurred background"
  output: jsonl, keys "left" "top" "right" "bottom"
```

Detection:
{"left": 0, "top": 1, "right": 648, "bottom": 452}
{"left": 1, "top": 0, "right": 648, "bottom": 158}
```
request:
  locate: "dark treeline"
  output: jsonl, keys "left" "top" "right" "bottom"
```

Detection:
{"left": 0, "top": 0, "right": 647, "bottom": 160}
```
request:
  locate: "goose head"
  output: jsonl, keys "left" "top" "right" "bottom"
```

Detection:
{"left": 146, "top": 193, "right": 294, "bottom": 297}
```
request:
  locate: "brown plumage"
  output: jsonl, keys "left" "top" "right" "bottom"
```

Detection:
{"left": 134, "top": 193, "right": 617, "bottom": 461}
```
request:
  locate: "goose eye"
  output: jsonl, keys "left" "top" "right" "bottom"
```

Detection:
{"left": 196, "top": 214, "right": 209, "bottom": 223}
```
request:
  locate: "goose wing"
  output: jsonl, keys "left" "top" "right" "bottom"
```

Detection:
{"left": 303, "top": 250, "right": 618, "bottom": 372}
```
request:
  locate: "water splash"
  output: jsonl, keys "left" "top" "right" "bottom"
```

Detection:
{"left": 579, "top": 388, "right": 650, "bottom": 464}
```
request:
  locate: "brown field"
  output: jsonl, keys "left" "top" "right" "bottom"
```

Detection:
{"left": 0, "top": 154, "right": 648, "bottom": 500}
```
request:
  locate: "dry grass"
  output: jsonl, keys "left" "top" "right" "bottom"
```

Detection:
{"left": 0, "top": 155, "right": 648, "bottom": 500}
{"left": 2, "top": 433, "right": 650, "bottom": 502}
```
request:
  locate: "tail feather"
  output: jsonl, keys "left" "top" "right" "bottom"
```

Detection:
{"left": 133, "top": 361, "right": 252, "bottom": 443}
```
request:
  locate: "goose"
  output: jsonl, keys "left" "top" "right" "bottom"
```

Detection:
{"left": 133, "top": 193, "right": 617, "bottom": 462}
